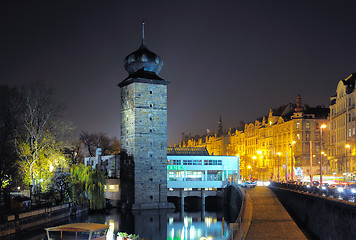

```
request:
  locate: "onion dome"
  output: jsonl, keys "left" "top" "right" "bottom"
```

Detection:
{"left": 123, "top": 22, "right": 163, "bottom": 76}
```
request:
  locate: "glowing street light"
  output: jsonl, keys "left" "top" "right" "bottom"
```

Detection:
{"left": 345, "top": 144, "right": 351, "bottom": 176}
{"left": 277, "top": 152, "right": 281, "bottom": 182}
{"left": 247, "top": 165, "right": 252, "bottom": 180}
{"left": 320, "top": 124, "right": 326, "bottom": 186}
{"left": 290, "top": 141, "right": 296, "bottom": 181}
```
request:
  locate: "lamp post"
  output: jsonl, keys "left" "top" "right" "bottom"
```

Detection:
{"left": 290, "top": 141, "right": 296, "bottom": 181}
{"left": 252, "top": 156, "right": 256, "bottom": 181}
{"left": 247, "top": 165, "right": 252, "bottom": 181}
{"left": 277, "top": 152, "right": 281, "bottom": 182}
{"left": 345, "top": 144, "right": 350, "bottom": 180}
{"left": 320, "top": 124, "right": 327, "bottom": 186}
{"left": 236, "top": 154, "right": 240, "bottom": 182}
{"left": 257, "top": 151, "right": 262, "bottom": 180}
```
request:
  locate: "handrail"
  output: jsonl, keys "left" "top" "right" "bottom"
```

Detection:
{"left": 226, "top": 183, "right": 253, "bottom": 240}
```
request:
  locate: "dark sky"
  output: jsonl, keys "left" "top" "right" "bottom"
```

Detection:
{"left": 1, "top": 1, "right": 356, "bottom": 145}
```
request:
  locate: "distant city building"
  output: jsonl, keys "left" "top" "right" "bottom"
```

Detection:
{"left": 329, "top": 73, "right": 356, "bottom": 177}
{"left": 179, "top": 95, "right": 329, "bottom": 181}
{"left": 167, "top": 147, "right": 239, "bottom": 189}
{"left": 118, "top": 22, "right": 173, "bottom": 210}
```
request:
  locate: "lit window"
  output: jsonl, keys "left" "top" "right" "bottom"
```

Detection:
{"left": 296, "top": 122, "right": 300, "bottom": 129}
{"left": 306, "top": 122, "right": 310, "bottom": 129}
{"left": 108, "top": 185, "right": 118, "bottom": 192}
{"left": 296, "top": 134, "right": 300, "bottom": 140}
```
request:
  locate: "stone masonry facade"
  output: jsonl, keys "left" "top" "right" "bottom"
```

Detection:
{"left": 120, "top": 81, "right": 169, "bottom": 209}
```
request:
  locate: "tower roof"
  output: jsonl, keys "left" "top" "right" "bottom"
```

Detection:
{"left": 123, "top": 22, "right": 163, "bottom": 77}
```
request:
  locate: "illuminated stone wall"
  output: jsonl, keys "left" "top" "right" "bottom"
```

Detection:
{"left": 120, "top": 81, "right": 169, "bottom": 209}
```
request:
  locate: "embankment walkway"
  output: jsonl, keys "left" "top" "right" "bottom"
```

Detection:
{"left": 245, "top": 186, "right": 307, "bottom": 240}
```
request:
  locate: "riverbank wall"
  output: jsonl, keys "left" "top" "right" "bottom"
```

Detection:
{"left": 270, "top": 185, "right": 356, "bottom": 240}
{"left": 0, "top": 204, "right": 88, "bottom": 237}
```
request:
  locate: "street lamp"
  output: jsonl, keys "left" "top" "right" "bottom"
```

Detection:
{"left": 236, "top": 154, "right": 240, "bottom": 182}
{"left": 277, "top": 152, "right": 281, "bottom": 182}
{"left": 257, "top": 151, "right": 263, "bottom": 180}
{"left": 345, "top": 144, "right": 351, "bottom": 179}
{"left": 290, "top": 141, "right": 296, "bottom": 181}
{"left": 247, "top": 165, "right": 252, "bottom": 180}
{"left": 320, "top": 124, "right": 327, "bottom": 186}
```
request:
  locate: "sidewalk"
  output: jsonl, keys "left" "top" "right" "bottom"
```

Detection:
{"left": 245, "top": 186, "right": 307, "bottom": 240}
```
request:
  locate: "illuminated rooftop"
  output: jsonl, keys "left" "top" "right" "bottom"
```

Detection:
{"left": 167, "top": 147, "right": 210, "bottom": 156}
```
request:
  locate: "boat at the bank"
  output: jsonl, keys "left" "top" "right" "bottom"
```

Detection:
{"left": 45, "top": 223, "right": 110, "bottom": 240}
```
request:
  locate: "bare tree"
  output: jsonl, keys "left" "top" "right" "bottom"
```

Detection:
{"left": 15, "top": 83, "right": 70, "bottom": 200}
{"left": 63, "top": 139, "right": 84, "bottom": 165}
{"left": 80, "top": 131, "right": 120, "bottom": 156}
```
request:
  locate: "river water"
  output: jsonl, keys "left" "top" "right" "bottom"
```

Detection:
{"left": 6, "top": 206, "right": 233, "bottom": 240}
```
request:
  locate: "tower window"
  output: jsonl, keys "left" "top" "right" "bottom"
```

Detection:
{"left": 150, "top": 104, "right": 153, "bottom": 108}
{"left": 150, "top": 90, "right": 153, "bottom": 94}
{"left": 150, "top": 129, "right": 153, "bottom": 133}
{"left": 150, "top": 117, "right": 152, "bottom": 121}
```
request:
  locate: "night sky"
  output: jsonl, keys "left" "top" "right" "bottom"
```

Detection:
{"left": 2, "top": 1, "right": 356, "bottom": 145}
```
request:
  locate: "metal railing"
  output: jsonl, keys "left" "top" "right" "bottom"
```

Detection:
{"left": 269, "top": 182, "right": 356, "bottom": 202}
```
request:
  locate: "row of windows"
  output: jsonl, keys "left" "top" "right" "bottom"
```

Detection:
{"left": 168, "top": 170, "right": 226, "bottom": 181}
{"left": 167, "top": 159, "right": 223, "bottom": 165}
{"left": 331, "top": 97, "right": 353, "bottom": 116}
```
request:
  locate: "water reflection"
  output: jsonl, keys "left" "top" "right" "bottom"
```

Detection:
{"left": 167, "top": 210, "right": 228, "bottom": 240}
{"left": 6, "top": 208, "right": 229, "bottom": 240}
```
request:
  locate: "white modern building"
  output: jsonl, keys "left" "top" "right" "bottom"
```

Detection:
{"left": 167, "top": 147, "right": 239, "bottom": 190}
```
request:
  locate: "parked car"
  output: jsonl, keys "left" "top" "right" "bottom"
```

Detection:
{"left": 241, "top": 181, "right": 257, "bottom": 188}
{"left": 320, "top": 183, "right": 329, "bottom": 195}
{"left": 341, "top": 183, "right": 356, "bottom": 200}
{"left": 326, "top": 185, "right": 338, "bottom": 197}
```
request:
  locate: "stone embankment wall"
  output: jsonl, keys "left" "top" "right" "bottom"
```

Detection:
{"left": 0, "top": 204, "right": 87, "bottom": 237}
{"left": 271, "top": 186, "right": 356, "bottom": 240}
{"left": 223, "top": 184, "right": 242, "bottom": 222}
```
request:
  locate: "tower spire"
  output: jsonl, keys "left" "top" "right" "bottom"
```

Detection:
{"left": 295, "top": 94, "right": 303, "bottom": 112}
{"left": 141, "top": 21, "right": 145, "bottom": 46}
